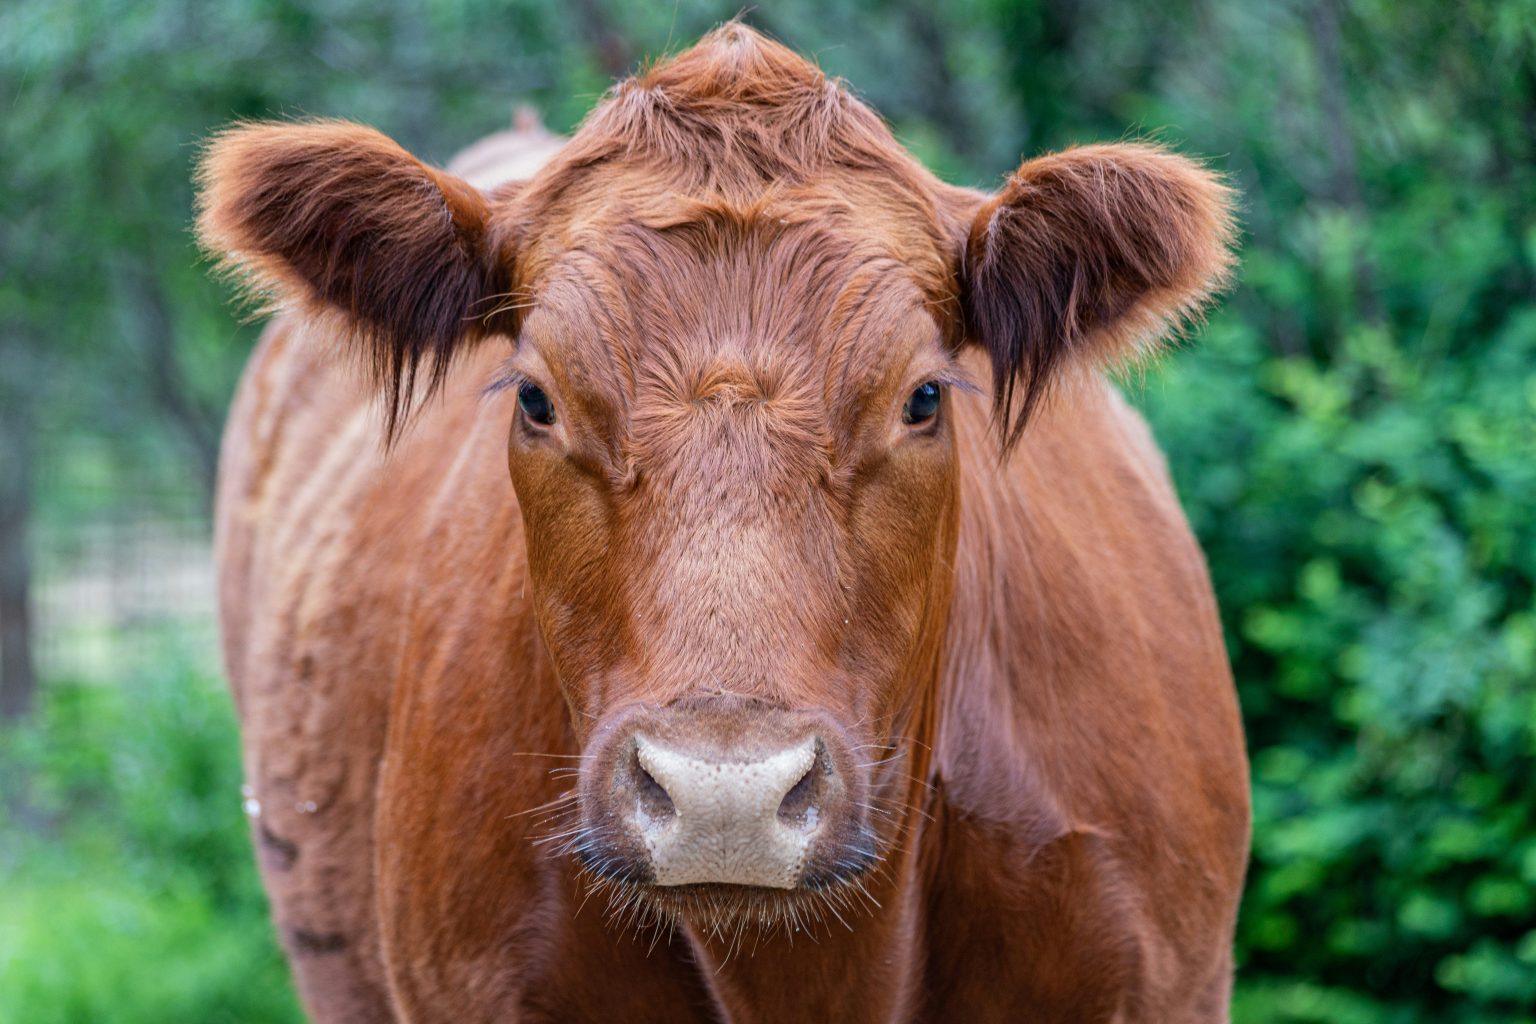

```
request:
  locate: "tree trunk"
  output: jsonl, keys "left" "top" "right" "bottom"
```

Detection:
{"left": 1307, "top": 0, "right": 1382, "bottom": 327}
{"left": 120, "top": 264, "right": 221, "bottom": 504}
{"left": 901, "top": 1, "right": 977, "bottom": 167}
{"left": 0, "top": 372, "right": 37, "bottom": 721}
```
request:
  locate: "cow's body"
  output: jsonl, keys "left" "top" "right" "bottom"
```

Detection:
{"left": 209, "top": 28, "right": 1248, "bottom": 1023}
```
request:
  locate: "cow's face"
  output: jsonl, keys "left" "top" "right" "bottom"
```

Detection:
{"left": 501, "top": 198, "right": 967, "bottom": 905}
{"left": 196, "top": 26, "right": 1234, "bottom": 932}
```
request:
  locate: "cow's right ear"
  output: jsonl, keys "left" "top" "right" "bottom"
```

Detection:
{"left": 195, "top": 120, "right": 512, "bottom": 439}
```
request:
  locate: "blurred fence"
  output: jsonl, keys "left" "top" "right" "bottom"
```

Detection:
{"left": 32, "top": 494, "right": 216, "bottom": 685}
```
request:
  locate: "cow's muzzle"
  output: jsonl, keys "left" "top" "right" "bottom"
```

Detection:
{"left": 576, "top": 700, "right": 869, "bottom": 891}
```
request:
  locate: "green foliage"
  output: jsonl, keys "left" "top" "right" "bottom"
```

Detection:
{"left": 0, "top": 665, "right": 303, "bottom": 1023}
{"left": 1118, "top": 3, "right": 1536, "bottom": 1018}
{"left": 1142, "top": 312, "right": 1536, "bottom": 1023}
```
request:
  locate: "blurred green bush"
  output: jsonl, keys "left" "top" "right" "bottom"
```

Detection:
{"left": 1131, "top": 4, "right": 1536, "bottom": 1017}
{"left": 0, "top": 667, "right": 303, "bottom": 1023}
{"left": 1140, "top": 307, "right": 1536, "bottom": 1023}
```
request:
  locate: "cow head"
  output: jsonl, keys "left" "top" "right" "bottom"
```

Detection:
{"left": 198, "top": 25, "right": 1234, "bottom": 932}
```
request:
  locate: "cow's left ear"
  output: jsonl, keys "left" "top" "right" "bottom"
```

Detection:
{"left": 960, "top": 143, "right": 1237, "bottom": 448}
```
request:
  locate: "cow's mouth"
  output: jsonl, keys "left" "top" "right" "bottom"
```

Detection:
{"left": 572, "top": 834, "right": 882, "bottom": 891}
{"left": 575, "top": 864, "right": 887, "bottom": 942}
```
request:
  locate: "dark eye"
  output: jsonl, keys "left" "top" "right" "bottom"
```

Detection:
{"left": 517, "top": 382, "right": 556, "bottom": 426}
{"left": 902, "top": 381, "right": 942, "bottom": 426}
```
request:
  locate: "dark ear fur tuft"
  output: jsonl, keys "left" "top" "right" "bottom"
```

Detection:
{"left": 962, "top": 143, "right": 1238, "bottom": 449}
{"left": 195, "top": 119, "right": 511, "bottom": 441}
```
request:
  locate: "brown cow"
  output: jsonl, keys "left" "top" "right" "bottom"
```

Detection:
{"left": 198, "top": 24, "right": 1249, "bottom": 1024}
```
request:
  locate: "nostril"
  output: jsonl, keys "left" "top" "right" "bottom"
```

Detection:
{"left": 776, "top": 745, "right": 826, "bottom": 831}
{"left": 629, "top": 749, "right": 676, "bottom": 824}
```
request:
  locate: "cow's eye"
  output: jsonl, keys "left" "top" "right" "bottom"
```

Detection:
{"left": 902, "top": 381, "right": 942, "bottom": 425}
{"left": 518, "top": 382, "right": 556, "bottom": 426}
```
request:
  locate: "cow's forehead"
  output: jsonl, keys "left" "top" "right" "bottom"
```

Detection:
{"left": 500, "top": 24, "right": 966, "bottom": 336}
{"left": 519, "top": 216, "right": 944, "bottom": 424}
{"left": 508, "top": 229, "right": 947, "bottom": 490}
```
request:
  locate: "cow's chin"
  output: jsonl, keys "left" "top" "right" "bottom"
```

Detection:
{"left": 583, "top": 875, "right": 884, "bottom": 945}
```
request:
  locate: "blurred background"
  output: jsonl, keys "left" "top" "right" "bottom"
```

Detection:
{"left": 1, "top": 1, "right": 1533, "bottom": 1020}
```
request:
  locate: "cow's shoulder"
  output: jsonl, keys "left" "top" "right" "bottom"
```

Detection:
{"left": 934, "top": 369, "right": 1247, "bottom": 1017}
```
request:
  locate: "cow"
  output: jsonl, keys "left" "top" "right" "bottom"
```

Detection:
{"left": 197, "top": 24, "right": 1249, "bottom": 1024}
